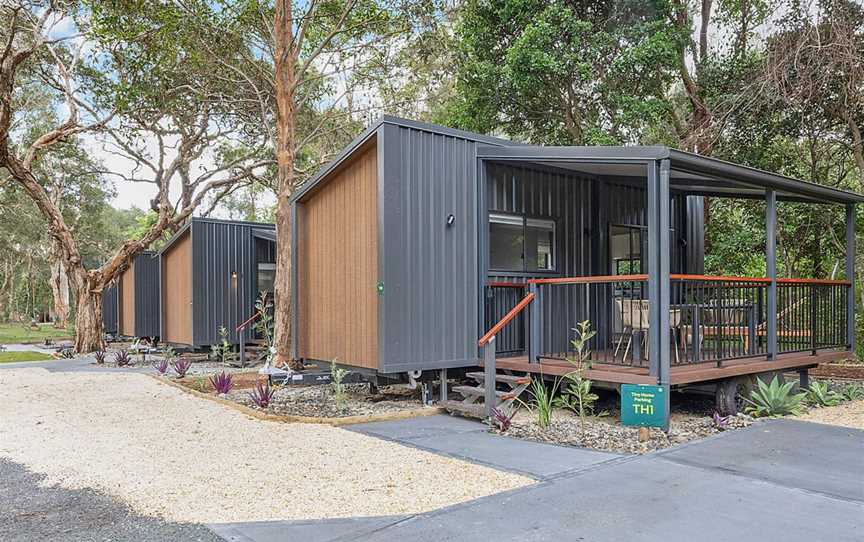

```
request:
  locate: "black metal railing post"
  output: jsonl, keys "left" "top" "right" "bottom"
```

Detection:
{"left": 529, "top": 282, "right": 541, "bottom": 363}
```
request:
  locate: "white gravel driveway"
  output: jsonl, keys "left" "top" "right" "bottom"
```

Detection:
{"left": 0, "top": 368, "right": 530, "bottom": 523}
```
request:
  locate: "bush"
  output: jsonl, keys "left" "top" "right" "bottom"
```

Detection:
{"left": 841, "top": 382, "right": 864, "bottom": 401}
{"left": 209, "top": 371, "right": 234, "bottom": 394}
{"left": 152, "top": 358, "right": 169, "bottom": 375}
{"left": 743, "top": 376, "right": 807, "bottom": 417}
{"left": 114, "top": 350, "right": 131, "bottom": 366}
{"left": 172, "top": 358, "right": 192, "bottom": 378}
{"left": 248, "top": 381, "right": 275, "bottom": 408}
{"left": 330, "top": 361, "right": 348, "bottom": 410}
{"left": 519, "top": 375, "right": 559, "bottom": 428}
{"left": 94, "top": 351, "right": 106, "bottom": 364}
{"left": 806, "top": 381, "right": 842, "bottom": 407}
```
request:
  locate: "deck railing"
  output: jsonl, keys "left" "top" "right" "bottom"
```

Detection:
{"left": 485, "top": 274, "right": 850, "bottom": 369}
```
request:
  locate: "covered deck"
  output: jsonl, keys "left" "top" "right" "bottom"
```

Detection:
{"left": 474, "top": 146, "right": 861, "bottom": 416}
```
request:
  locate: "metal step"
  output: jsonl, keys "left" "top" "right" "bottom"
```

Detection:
{"left": 452, "top": 385, "right": 517, "bottom": 401}
{"left": 439, "top": 400, "right": 486, "bottom": 419}
{"left": 465, "top": 371, "right": 530, "bottom": 385}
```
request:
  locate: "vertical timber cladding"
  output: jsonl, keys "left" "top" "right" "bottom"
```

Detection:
{"left": 190, "top": 219, "right": 258, "bottom": 346}
{"left": 119, "top": 264, "right": 135, "bottom": 336}
{"left": 377, "top": 123, "right": 481, "bottom": 373}
{"left": 161, "top": 230, "right": 193, "bottom": 345}
{"left": 298, "top": 140, "right": 379, "bottom": 369}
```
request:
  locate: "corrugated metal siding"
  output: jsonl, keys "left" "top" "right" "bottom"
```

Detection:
{"left": 133, "top": 253, "right": 161, "bottom": 337}
{"left": 191, "top": 220, "right": 269, "bottom": 347}
{"left": 377, "top": 123, "right": 484, "bottom": 373}
{"left": 102, "top": 283, "right": 118, "bottom": 334}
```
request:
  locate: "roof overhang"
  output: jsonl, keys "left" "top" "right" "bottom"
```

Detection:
{"left": 477, "top": 145, "right": 864, "bottom": 205}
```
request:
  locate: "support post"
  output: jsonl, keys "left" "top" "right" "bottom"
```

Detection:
{"left": 846, "top": 204, "right": 856, "bottom": 350}
{"left": 439, "top": 368, "right": 448, "bottom": 402}
{"left": 484, "top": 336, "right": 496, "bottom": 417}
{"left": 239, "top": 331, "right": 246, "bottom": 367}
{"left": 766, "top": 190, "right": 778, "bottom": 360}
{"left": 528, "top": 282, "right": 540, "bottom": 363}
{"left": 647, "top": 160, "right": 671, "bottom": 387}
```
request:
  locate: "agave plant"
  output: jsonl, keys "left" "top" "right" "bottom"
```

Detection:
{"left": 490, "top": 406, "right": 516, "bottom": 432}
{"left": 841, "top": 383, "right": 864, "bottom": 401}
{"left": 94, "top": 350, "right": 106, "bottom": 365}
{"left": 114, "top": 349, "right": 131, "bottom": 367}
{"left": 743, "top": 376, "right": 807, "bottom": 417}
{"left": 806, "top": 381, "right": 842, "bottom": 407}
{"left": 152, "top": 358, "right": 169, "bottom": 375}
{"left": 209, "top": 371, "right": 234, "bottom": 394}
{"left": 172, "top": 358, "right": 192, "bottom": 378}
{"left": 248, "top": 381, "right": 275, "bottom": 408}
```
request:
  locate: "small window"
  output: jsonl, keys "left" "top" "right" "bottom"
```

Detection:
{"left": 257, "top": 263, "right": 276, "bottom": 295}
{"left": 489, "top": 213, "right": 556, "bottom": 273}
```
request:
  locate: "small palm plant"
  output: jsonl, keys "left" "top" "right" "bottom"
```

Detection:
{"left": 743, "top": 376, "right": 807, "bottom": 417}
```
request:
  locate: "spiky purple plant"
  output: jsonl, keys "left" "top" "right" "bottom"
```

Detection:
{"left": 94, "top": 351, "right": 106, "bottom": 365}
{"left": 153, "top": 358, "right": 169, "bottom": 375}
{"left": 114, "top": 350, "right": 131, "bottom": 367}
{"left": 712, "top": 411, "right": 731, "bottom": 430}
{"left": 209, "top": 371, "right": 234, "bottom": 394}
{"left": 490, "top": 407, "right": 515, "bottom": 432}
{"left": 172, "top": 358, "right": 192, "bottom": 378}
{"left": 248, "top": 381, "right": 275, "bottom": 408}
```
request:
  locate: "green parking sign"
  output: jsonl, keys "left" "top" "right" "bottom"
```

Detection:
{"left": 621, "top": 384, "right": 669, "bottom": 429}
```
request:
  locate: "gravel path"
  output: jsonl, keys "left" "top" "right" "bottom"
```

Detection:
{"left": 0, "top": 368, "right": 529, "bottom": 524}
{"left": 0, "top": 458, "right": 220, "bottom": 542}
{"left": 797, "top": 399, "right": 864, "bottom": 429}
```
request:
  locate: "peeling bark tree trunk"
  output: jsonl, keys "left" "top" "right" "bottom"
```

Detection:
{"left": 271, "top": 0, "right": 301, "bottom": 370}
{"left": 73, "top": 278, "right": 103, "bottom": 352}
{"left": 49, "top": 250, "right": 70, "bottom": 329}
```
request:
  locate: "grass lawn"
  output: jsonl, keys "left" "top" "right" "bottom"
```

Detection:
{"left": 0, "top": 351, "right": 55, "bottom": 363}
{"left": 0, "top": 323, "right": 73, "bottom": 345}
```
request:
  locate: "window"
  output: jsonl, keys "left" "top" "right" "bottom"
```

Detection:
{"left": 257, "top": 263, "right": 276, "bottom": 295}
{"left": 489, "top": 213, "right": 556, "bottom": 272}
{"left": 610, "top": 225, "right": 643, "bottom": 275}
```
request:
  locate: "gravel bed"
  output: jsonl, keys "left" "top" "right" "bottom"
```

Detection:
{"left": 796, "top": 399, "right": 864, "bottom": 429}
{"left": 501, "top": 410, "right": 754, "bottom": 454}
{"left": 228, "top": 383, "right": 424, "bottom": 418}
{"left": 0, "top": 368, "right": 529, "bottom": 524}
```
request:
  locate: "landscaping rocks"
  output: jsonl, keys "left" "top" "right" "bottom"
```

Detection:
{"left": 229, "top": 383, "right": 425, "bottom": 418}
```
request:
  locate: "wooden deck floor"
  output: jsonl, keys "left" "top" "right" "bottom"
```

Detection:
{"left": 484, "top": 349, "right": 850, "bottom": 386}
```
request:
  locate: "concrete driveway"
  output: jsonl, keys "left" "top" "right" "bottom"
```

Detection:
{"left": 213, "top": 417, "right": 863, "bottom": 542}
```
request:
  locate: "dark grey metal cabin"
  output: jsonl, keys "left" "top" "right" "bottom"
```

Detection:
{"left": 102, "top": 282, "right": 118, "bottom": 335}
{"left": 291, "top": 117, "right": 860, "bottom": 409}
{"left": 158, "top": 217, "right": 276, "bottom": 348}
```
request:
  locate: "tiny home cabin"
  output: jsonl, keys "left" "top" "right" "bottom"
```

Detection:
{"left": 158, "top": 217, "right": 276, "bottom": 348}
{"left": 101, "top": 251, "right": 160, "bottom": 339}
{"left": 291, "top": 116, "right": 859, "bottom": 401}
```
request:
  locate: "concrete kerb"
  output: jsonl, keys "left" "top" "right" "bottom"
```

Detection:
{"left": 152, "top": 375, "right": 445, "bottom": 427}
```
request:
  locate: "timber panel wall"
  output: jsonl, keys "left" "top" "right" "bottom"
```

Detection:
{"left": 161, "top": 231, "right": 193, "bottom": 345}
{"left": 299, "top": 141, "right": 379, "bottom": 369}
{"left": 119, "top": 265, "right": 135, "bottom": 336}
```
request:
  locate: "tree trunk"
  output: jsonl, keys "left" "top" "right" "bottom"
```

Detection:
{"left": 271, "top": 0, "right": 301, "bottom": 370}
{"left": 49, "top": 249, "right": 70, "bottom": 329}
{"left": 74, "top": 281, "right": 103, "bottom": 353}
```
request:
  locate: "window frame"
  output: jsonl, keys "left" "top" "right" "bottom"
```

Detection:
{"left": 488, "top": 211, "right": 559, "bottom": 274}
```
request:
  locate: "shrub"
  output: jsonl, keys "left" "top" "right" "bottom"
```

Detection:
{"left": 556, "top": 374, "right": 598, "bottom": 432}
{"left": 153, "top": 358, "right": 169, "bottom": 375}
{"left": 209, "top": 371, "right": 234, "bottom": 394}
{"left": 330, "top": 361, "right": 348, "bottom": 410}
{"left": 94, "top": 351, "right": 106, "bottom": 365}
{"left": 172, "top": 358, "right": 192, "bottom": 378}
{"left": 841, "top": 383, "right": 864, "bottom": 401}
{"left": 490, "top": 406, "right": 515, "bottom": 432}
{"left": 519, "top": 375, "right": 559, "bottom": 429}
{"left": 743, "top": 376, "right": 807, "bottom": 417}
{"left": 806, "top": 381, "right": 842, "bottom": 407}
{"left": 249, "top": 381, "right": 275, "bottom": 408}
{"left": 712, "top": 411, "right": 731, "bottom": 430}
{"left": 114, "top": 350, "right": 131, "bottom": 366}
{"left": 59, "top": 348, "right": 74, "bottom": 359}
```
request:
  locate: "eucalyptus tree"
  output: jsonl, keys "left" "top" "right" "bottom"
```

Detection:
{"left": 0, "top": 1, "right": 272, "bottom": 351}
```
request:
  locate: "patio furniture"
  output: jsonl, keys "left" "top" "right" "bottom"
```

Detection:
{"left": 614, "top": 298, "right": 682, "bottom": 364}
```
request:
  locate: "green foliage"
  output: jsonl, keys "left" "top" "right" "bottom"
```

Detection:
{"left": 210, "top": 326, "right": 233, "bottom": 365}
{"left": 559, "top": 320, "right": 598, "bottom": 431}
{"left": 841, "top": 383, "right": 864, "bottom": 402}
{"left": 519, "top": 375, "right": 560, "bottom": 428}
{"left": 743, "top": 376, "right": 807, "bottom": 417}
{"left": 0, "top": 351, "right": 55, "bottom": 363}
{"left": 253, "top": 292, "right": 275, "bottom": 365}
{"left": 330, "top": 361, "right": 349, "bottom": 411}
{"left": 806, "top": 381, "right": 842, "bottom": 407}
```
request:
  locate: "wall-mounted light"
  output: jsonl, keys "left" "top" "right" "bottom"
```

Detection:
{"left": 230, "top": 271, "right": 237, "bottom": 279}
{"left": 446, "top": 214, "right": 455, "bottom": 227}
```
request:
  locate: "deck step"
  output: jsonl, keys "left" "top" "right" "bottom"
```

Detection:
{"left": 465, "top": 371, "right": 530, "bottom": 385}
{"left": 439, "top": 400, "right": 486, "bottom": 419}
{"left": 452, "top": 385, "right": 516, "bottom": 401}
